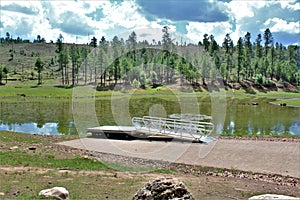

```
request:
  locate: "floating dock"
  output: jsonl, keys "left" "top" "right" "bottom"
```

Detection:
{"left": 87, "top": 115, "right": 215, "bottom": 143}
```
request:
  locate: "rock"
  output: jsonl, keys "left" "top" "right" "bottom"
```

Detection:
{"left": 132, "top": 177, "right": 194, "bottom": 200}
{"left": 39, "top": 187, "right": 69, "bottom": 200}
{"left": 9, "top": 146, "right": 18, "bottom": 150}
{"left": 249, "top": 194, "right": 300, "bottom": 199}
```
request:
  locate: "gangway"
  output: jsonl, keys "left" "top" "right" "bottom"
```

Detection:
{"left": 132, "top": 116, "right": 215, "bottom": 142}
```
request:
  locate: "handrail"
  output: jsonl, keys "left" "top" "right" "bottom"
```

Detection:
{"left": 132, "top": 116, "right": 214, "bottom": 140}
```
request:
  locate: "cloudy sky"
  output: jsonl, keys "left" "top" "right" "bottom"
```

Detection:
{"left": 0, "top": 0, "right": 299, "bottom": 46}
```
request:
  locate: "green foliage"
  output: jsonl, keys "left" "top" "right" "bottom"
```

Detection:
{"left": 0, "top": 151, "right": 109, "bottom": 170}
{"left": 139, "top": 71, "right": 147, "bottom": 87}
{"left": 255, "top": 73, "right": 270, "bottom": 85}
{"left": 131, "top": 78, "right": 140, "bottom": 88}
{"left": 35, "top": 57, "right": 44, "bottom": 85}
{"left": 0, "top": 28, "right": 299, "bottom": 89}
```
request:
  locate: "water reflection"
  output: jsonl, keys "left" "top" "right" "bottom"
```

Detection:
{"left": 289, "top": 120, "right": 300, "bottom": 135}
{"left": 0, "top": 97, "right": 299, "bottom": 136}
{"left": 0, "top": 122, "right": 59, "bottom": 135}
{"left": 0, "top": 101, "right": 75, "bottom": 135}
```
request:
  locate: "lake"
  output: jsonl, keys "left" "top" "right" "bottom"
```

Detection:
{"left": 0, "top": 95, "right": 299, "bottom": 136}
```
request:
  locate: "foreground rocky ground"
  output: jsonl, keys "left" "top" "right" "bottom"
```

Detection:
{"left": 0, "top": 132, "right": 299, "bottom": 199}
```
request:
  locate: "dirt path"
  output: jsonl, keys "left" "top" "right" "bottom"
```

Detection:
{"left": 59, "top": 137, "right": 300, "bottom": 178}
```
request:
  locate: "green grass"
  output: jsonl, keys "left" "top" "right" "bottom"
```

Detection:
{"left": 0, "top": 84, "right": 73, "bottom": 98}
{"left": 0, "top": 151, "right": 110, "bottom": 171}
{"left": 0, "top": 82, "right": 299, "bottom": 99}
{"left": 226, "top": 89, "right": 300, "bottom": 99}
{"left": 0, "top": 131, "right": 168, "bottom": 173}
{"left": 273, "top": 99, "right": 300, "bottom": 107}
{"left": 0, "top": 131, "right": 44, "bottom": 144}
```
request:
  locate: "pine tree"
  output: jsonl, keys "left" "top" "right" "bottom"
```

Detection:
{"left": 255, "top": 34, "right": 263, "bottom": 59}
{"left": 203, "top": 34, "right": 210, "bottom": 52}
{"left": 69, "top": 45, "right": 80, "bottom": 86}
{"left": 222, "top": 33, "right": 233, "bottom": 54}
{"left": 263, "top": 28, "right": 273, "bottom": 57}
{"left": 35, "top": 57, "right": 44, "bottom": 85}
{"left": 209, "top": 35, "right": 218, "bottom": 56}
{"left": 162, "top": 26, "right": 172, "bottom": 51}
{"left": 236, "top": 37, "right": 244, "bottom": 82}
{"left": 244, "top": 32, "right": 252, "bottom": 79}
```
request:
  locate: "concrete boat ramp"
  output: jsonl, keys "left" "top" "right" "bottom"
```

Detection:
{"left": 59, "top": 127, "right": 300, "bottom": 178}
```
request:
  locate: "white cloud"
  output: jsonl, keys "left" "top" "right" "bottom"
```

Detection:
{"left": 226, "top": 1, "right": 255, "bottom": 19}
{"left": 100, "top": 1, "right": 150, "bottom": 30}
{"left": 186, "top": 21, "right": 232, "bottom": 44}
{"left": 263, "top": 18, "right": 300, "bottom": 34}
{"left": 279, "top": 0, "right": 299, "bottom": 10}
{"left": 0, "top": 0, "right": 299, "bottom": 45}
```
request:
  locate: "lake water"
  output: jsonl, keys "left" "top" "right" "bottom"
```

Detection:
{"left": 0, "top": 96, "right": 299, "bottom": 136}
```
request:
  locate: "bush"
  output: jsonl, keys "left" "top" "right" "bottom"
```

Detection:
{"left": 131, "top": 79, "right": 140, "bottom": 88}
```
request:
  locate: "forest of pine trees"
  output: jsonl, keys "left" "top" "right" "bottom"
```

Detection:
{"left": 1, "top": 27, "right": 299, "bottom": 89}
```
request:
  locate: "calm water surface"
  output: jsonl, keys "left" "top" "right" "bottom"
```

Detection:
{"left": 0, "top": 96, "right": 299, "bottom": 136}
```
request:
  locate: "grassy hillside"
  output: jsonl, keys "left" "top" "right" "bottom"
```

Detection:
{"left": 0, "top": 42, "right": 299, "bottom": 94}
{"left": 0, "top": 43, "right": 58, "bottom": 80}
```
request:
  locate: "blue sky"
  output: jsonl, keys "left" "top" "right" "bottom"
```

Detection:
{"left": 0, "top": 0, "right": 299, "bottom": 45}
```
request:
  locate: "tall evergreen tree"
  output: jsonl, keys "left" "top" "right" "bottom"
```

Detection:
{"left": 236, "top": 37, "right": 244, "bottom": 82}
{"left": 222, "top": 33, "right": 233, "bottom": 54}
{"left": 35, "top": 57, "right": 44, "bottom": 85}
{"left": 112, "top": 36, "right": 121, "bottom": 85}
{"left": 56, "top": 34, "right": 65, "bottom": 84}
{"left": 255, "top": 34, "right": 263, "bottom": 59}
{"left": 209, "top": 35, "right": 218, "bottom": 56}
{"left": 2, "top": 66, "right": 8, "bottom": 83}
{"left": 203, "top": 34, "right": 210, "bottom": 52}
{"left": 69, "top": 45, "right": 80, "bottom": 86}
{"left": 99, "top": 36, "right": 108, "bottom": 86}
{"left": 244, "top": 32, "right": 252, "bottom": 79}
{"left": 91, "top": 36, "right": 97, "bottom": 48}
{"left": 263, "top": 28, "right": 273, "bottom": 57}
{"left": 162, "top": 26, "right": 172, "bottom": 51}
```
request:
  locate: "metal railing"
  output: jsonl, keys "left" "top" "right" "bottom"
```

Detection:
{"left": 132, "top": 116, "right": 214, "bottom": 141}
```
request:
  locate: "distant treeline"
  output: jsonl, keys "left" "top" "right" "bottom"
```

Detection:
{"left": 0, "top": 27, "right": 299, "bottom": 89}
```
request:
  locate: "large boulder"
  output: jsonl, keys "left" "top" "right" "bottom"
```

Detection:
{"left": 133, "top": 177, "right": 194, "bottom": 200}
{"left": 249, "top": 194, "right": 299, "bottom": 199}
{"left": 39, "top": 187, "right": 69, "bottom": 200}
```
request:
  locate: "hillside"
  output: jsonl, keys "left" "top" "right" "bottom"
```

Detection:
{"left": 0, "top": 42, "right": 299, "bottom": 93}
{"left": 0, "top": 43, "right": 58, "bottom": 81}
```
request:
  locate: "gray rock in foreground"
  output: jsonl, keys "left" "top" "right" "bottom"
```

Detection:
{"left": 249, "top": 194, "right": 300, "bottom": 200}
{"left": 133, "top": 177, "right": 194, "bottom": 200}
{"left": 39, "top": 187, "right": 69, "bottom": 200}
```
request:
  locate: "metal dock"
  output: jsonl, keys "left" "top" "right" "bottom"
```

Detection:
{"left": 87, "top": 115, "right": 215, "bottom": 143}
